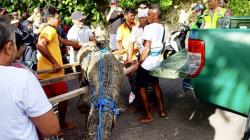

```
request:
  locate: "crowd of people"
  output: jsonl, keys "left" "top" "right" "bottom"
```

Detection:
{"left": 0, "top": 0, "right": 232, "bottom": 139}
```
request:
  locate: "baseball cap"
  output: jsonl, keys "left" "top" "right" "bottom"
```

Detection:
{"left": 109, "top": 0, "right": 118, "bottom": 3}
{"left": 71, "top": 11, "right": 86, "bottom": 21}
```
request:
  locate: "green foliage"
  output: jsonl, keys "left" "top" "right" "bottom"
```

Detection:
{"left": 2, "top": 0, "right": 250, "bottom": 27}
{"left": 228, "top": 0, "right": 250, "bottom": 16}
{"left": 1, "top": 0, "right": 172, "bottom": 27}
{"left": 119, "top": 0, "right": 172, "bottom": 11}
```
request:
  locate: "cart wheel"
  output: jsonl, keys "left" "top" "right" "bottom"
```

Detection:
{"left": 243, "top": 111, "right": 250, "bottom": 140}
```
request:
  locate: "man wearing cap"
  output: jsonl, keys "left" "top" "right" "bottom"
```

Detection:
{"left": 67, "top": 11, "right": 95, "bottom": 65}
{"left": 106, "top": 0, "right": 124, "bottom": 51}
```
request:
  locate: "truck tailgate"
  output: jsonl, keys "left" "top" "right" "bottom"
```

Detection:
{"left": 189, "top": 29, "right": 250, "bottom": 116}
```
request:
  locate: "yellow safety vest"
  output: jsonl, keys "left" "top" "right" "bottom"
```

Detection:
{"left": 203, "top": 8, "right": 227, "bottom": 29}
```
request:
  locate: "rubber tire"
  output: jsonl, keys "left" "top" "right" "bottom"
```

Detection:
{"left": 243, "top": 112, "right": 250, "bottom": 140}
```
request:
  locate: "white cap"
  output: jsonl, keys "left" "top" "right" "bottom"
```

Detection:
{"left": 138, "top": 8, "right": 149, "bottom": 18}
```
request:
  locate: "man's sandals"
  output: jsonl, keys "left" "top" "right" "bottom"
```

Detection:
{"left": 159, "top": 111, "right": 167, "bottom": 118}
{"left": 138, "top": 111, "right": 167, "bottom": 123}
{"left": 138, "top": 116, "right": 154, "bottom": 123}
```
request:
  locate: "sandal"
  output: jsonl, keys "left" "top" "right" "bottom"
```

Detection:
{"left": 159, "top": 111, "right": 167, "bottom": 118}
{"left": 138, "top": 116, "right": 153, "bottom": 123}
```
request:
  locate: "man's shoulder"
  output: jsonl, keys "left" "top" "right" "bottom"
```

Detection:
{"left": 145, "top": 23, "right": 161, "bottom": 29}
{"left": 0, "top": 66, "right": 31, "bottom": 80}
{"left": 40, "top": 25, "right": 57, "bottom": 37}
{"left": 83, "top": 25, "right": 90, "bottom": 29}
{"left": 117, "top": 23, "right": 126, "bottom": 33}
{"left": 43, "top": 25, "right": 56, "bottom": 32}
{"left": 118, "top": 23, "right": 125, "bottom": 29}
{"left": 68, "top": 25, "right": 77, "bottom": 32}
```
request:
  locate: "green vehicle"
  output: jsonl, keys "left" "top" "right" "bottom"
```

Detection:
{"left": 187, "top": 16, "right": 250, "bottom": 139}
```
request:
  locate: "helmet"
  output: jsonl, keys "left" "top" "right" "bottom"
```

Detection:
{"left": 192, "top": 3, "right": 206, "bottom": 12}
{"left": 20, "top": 20, "right": 32, "bottom": 32}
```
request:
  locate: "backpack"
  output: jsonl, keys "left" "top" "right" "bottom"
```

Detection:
{"left": 21, "top": 31, "right": 37, "bottom": 69}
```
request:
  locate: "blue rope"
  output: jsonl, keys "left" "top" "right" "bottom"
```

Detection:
{"left": 96, "top": 48, "right": 120, "bottom": 140}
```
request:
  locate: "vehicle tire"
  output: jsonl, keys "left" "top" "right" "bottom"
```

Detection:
{"left": 243, "top": 112, "right": 250, "bottom": 140}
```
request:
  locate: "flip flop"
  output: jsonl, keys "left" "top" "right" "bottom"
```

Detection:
{"left": 159, "top": 111, "right": 167, "bottom": 118}
{"left": 138, "top": 116, "right": 153, "bottom": 123}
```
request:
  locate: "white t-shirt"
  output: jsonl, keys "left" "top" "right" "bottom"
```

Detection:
{"left": 141, "top": 23, "right": 166, "bottom": 70}
{"left": 130, "top": 25, "right": 144, "bottom": 54}
{"left": 67, "top": 25, "right": 93, "bottom": 62}
{"left": 0, "top": 66, "right": 52, "bottom": 140}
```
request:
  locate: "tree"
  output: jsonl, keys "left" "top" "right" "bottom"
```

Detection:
{"left": 0, "top": 0, "right": 172, "bottom": 26}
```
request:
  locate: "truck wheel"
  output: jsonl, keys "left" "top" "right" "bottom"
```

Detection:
{"left": 243, "top": 111, "right": 250, "bottom": 140}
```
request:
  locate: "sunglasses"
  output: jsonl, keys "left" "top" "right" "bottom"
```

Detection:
{"left": 110, "top": 3, "right": 117, "bottom": 5}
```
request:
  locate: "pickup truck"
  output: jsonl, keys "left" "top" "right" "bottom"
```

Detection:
{"left": 187, "top": 16, "right": 250, "bottom": 140}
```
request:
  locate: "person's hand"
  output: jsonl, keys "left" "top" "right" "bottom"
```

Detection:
{"left": 52, "top": 62, "right": 61, "bottom": 72}
{"left": 110, "top": 6, "right": 115, "bottom": 13}
{"left": 33, "top": 7, "right": 40, "bottom": 15}
{"left": 117, "top": 7, "right": 123, "bottom": 12}
{"left": 134, "top": 61, "right": 140, "bottom": 70}
{"left": 116, "top": 7, "right": 123, "bottom": 15}
{"left": 79, "top": 41, "right": 96, "bottom": 47}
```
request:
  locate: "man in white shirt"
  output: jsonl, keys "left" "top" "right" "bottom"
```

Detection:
{"left": 128, "top": 8, "right": 148, "bottom": 62}
{"left": 67, "top": 11, "right": 95, "bottom": 64}
{"left": 126, "top": 8, "right": 148, "bottom": 112}
{"left": 0, "top": 20, "right": 59, "bottom": 140}
{"left": 135, "top": 5, "right": 166, "bottom": 123}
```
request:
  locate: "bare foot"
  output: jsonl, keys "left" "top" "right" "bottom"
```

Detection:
{"left": 138, "top": 116, "right": 153, "bottom": 123}
{"left": 61, "top": 121, "right": 77, "bottom": 130}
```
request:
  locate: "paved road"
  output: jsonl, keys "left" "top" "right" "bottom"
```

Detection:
{"left": 62, "top": 78, "right": 247, "bottom": 140}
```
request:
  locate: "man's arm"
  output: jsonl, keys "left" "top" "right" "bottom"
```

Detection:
{"left": 58, "top": 36, "right": 81, "bottom": 50}
{"left": 89, "top": 35, "right": 96, "bottom": 42}
{"left": 88, "top": 29, "right": 96, "bottom": 42}
{"left": 36, "top": 38, "right": 61, "bottom": 71}
{"left": 139, "top": 40, "right": 151, "bottom": 64}
{"left": 116, "top": 40, "right": 122, "bottom": 50}
{"left": 31, "top": 110, "right": 60, "bottom": 137}
{"left": 116, "top": 27, "right": 123, "bottom": 50}
{"left": 23, "top": 71, "right": 60, "bottom": 138}
{"left": 106, "top": 8, "right": 114, "bottom": 21}
{"left": 127, "top": 27, "right": 137, "bottom": 63}
{"left": 127, "top": 42, "right": 134, "bottom": 63}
